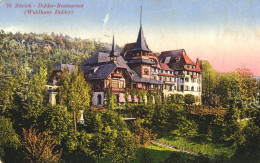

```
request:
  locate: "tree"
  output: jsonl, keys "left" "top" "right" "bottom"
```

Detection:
{"left": 58, "top": 66, "right": 91, "bottom": 131}
{"left": 174, "top": 116, "right": 198, "bottom": 139}
{"left": 21, "top": 67, "right": 49, "bottom": 128}
{"left": 200, "top": 60, "right": 216, "bottom": 106}
{"left": 105, "top": 92, "right": 117, "bottom": 110}
{"left": 0, "top": 116, "right": 18, "bottom": 160}
{"left": 184, "top": 94, "right": 195, "bottom": 105}
{"left": 84, "top": 111, "right": 136, "bottom": 163}
{"left": 17, "top": 126, "right": 61, "bottom": 162}
{"left": 134, "top": 128, "right": 157, "bottom": 147}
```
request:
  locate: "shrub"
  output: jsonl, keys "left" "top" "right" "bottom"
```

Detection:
{"left": 134, "top": 128, "right": 157, "bottom": 147}
{"left": 184, "top": 94, "right": 195, "bottom": 105}
{"left": 17, "top": 126, "right": 61, "bottom": 162}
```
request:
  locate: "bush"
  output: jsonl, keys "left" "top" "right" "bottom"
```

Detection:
{"left": 134, "top": 128, "right": 157, "bottom": 147}
{"left": 184, "top": 94, "right": 195, "bottom": 105}
{"left": 17, "top": 126, "right": 61, "bottom": 162}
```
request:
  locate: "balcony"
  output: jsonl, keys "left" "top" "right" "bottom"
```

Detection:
{"left": 112, "top": 73, "right": 122, "bottom": 78}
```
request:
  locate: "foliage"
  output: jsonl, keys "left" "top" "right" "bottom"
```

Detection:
{"left": 84, "top": 110, "right": 136, "bottom": 163}
{"left": 105, "top": 92, "right": 117, "bottom": 110}
{"left": 0, "top": 76, "right": 19, "bottom": 115}
{"left": 200, "top": 60, "right": 217, "bottom": 106}
{"left": 0, "top": 116, "right": 18, "bottom": 158}
{"left": 173, "top": 116, "right": 198, "bottom": 139}
{"left": 184, "top": 94, "right": 195, "bottom": 105}
{"left": 134, "top": 128, "right": 157, "bottom": 147}
{"left": 21, "top": 67, "right": 49, "bottom": 127}
{"left": 17, "top": 126, "right": 61, "bottom": 162}
{"left": 58, "top": 67, "right": 91, "bottom": 131}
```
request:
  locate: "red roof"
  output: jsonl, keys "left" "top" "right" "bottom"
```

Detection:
{"left": 183, "top": 53, "right": 195, "bottom": 65}
{"left": 184, "top": 59, "right": 201, "bottom": 73}
{"left": 160, "top": 63, "right": 171, "bottom": 71}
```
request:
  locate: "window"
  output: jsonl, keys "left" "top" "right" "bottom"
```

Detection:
{"left": 144, "top": 68, "right": 149, "bottom": 75}
{"left": 185, "top": 78, "right": 189, "bottom": 82}
{"left": 181, "top": 86, "right": 184, "bottom": 91}
{"left": 191, "top": 86, "right": 194, "bottom": 91}
{"left": 119, "top": 80, "right": 124, "bottom": 88}
{"left": 174, "top": 86, "right": 177, "bottom": 90}
{"left": 97, "top": 94, "right": 102, "bottom": 105}
{"left": 186, "top": 86, "right": 189, "bottom": 91}
{"left": 112, "top": 80, "right": 119, "bottom": 88}
{"left": 180, "top": 78, "right": 184, "bottom": 83}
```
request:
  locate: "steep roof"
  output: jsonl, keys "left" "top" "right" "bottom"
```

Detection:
{"left": 130, "top": 26, "right": 151, "bottom": 52}
{"left": 160, "top": 63, "right": 171, "bottom": 71}
{"left": 121, "top": 42, "right": 135, "bottom": 55}
{"left": 109, "top": 35, "right": 120, "bottom": 58}
{"left": 81, "top": 54, "right": 163, "bottom": 84}
{"left": 81, "top": 52, "right": 110, "bottom": 65}
{"left": 159, "top": 49, "right": 198, "bottom": 71}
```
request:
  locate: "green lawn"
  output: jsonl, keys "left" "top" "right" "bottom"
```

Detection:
{"left": 133, "top": 143, "right": 199, "bottom": 163}
{"left": 99, "top": 143, "right": 199, "bottom": 163}
{"left": 157, "top": 136, "right": 235, "bottom": 159}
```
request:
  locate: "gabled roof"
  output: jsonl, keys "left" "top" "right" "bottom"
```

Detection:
{"left": 83, "top": 62, "right": 130, "bottom": 80}
{"left": 81, "top": 52, "right": 110, "bottom": 65}
{"left": 160, "top": 63, "right": 171, "bottom": 71}
{"left": 130, "top": 26, "right": 151, "bottom": 52}
{"left": 159, "top": 49, "right": 198, "bottom": 71}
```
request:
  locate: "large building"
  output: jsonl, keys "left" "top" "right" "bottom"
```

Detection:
{"left": 80, "top": 22, "right": 202, "bottom": 105}
{"left": 47, "top": 13, "right": 202, "bottom": 106}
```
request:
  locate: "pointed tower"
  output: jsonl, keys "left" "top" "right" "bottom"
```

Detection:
{"left": 109, "top": 35, "right": 119, "bottom": 63}
{"left": 130, "top": 6, "right": 152, "bottom": 56}
{"left": 127, "top": 6, "right": 154, "bottom": 79}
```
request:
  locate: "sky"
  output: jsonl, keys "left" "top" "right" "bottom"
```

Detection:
{"left": 0, "top": 0, "right": 260, "bottom": 75}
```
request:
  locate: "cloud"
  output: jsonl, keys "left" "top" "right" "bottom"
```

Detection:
{"left": 103, "top": 14, "right": 109, "bottom": 27}
{"left": 3, "top": 25, "right": 25, "bottom": 33}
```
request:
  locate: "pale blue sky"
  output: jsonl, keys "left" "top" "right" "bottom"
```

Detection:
{"left": 0, "top": 0, "right": 260, "bottom": 74}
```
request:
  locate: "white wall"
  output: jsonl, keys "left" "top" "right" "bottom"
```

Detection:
{"left": 92, "top": 92, "right": 105, "bottom": 106}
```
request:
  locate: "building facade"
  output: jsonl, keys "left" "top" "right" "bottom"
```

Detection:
{"left": 47, "top": 16, "right": 202, "bottom": 106}
{"left": 80, "top": 23, "right": 202, "bottom": 105}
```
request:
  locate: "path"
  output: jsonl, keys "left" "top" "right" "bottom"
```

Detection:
{"left": 151, "top": 140, "right": 215, "bottom": 160}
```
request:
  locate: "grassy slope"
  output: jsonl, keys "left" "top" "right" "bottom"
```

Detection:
{"left": 157, "top": 136, "right": 235, "bottom": 159}
{"left": 133, "top": 143, "right": 197, "bottom": 163}
{"left": 99, "top": 143, "right": 198, "bottom": 163}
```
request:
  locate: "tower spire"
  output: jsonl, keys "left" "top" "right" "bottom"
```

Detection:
{"left": 109, "top": 35, "right": 119, "bottom": 62}
{"left": 140, "top": 6, "right": 142, "bottom": 27}
{"left": 130, "top": 6, "right": 151, "bottom": 52}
